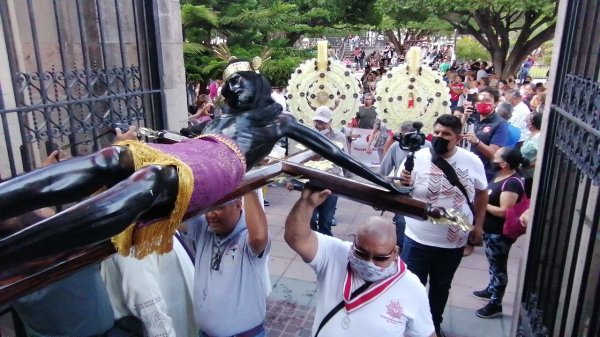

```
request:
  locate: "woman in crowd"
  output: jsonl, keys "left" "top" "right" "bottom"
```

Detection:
{"left": 370, "top": 50, "right": 381, "bottom": 67}
{"left": 529, "top": 92, "right": 547, "bottom": 113}
{"left": 472, "top": 147, "right": 529, "bottom": 319}
{"left": 520, "top": 112, "right": 543, "bottom": 196}
{"left": 362, "top": 71, "right": 378, "bottom": 94}
{"left": 188, "top": 94, "right": 215, "bottom": 124}
{"left": 366, "top": 118, "right": 390, "bottom": 163}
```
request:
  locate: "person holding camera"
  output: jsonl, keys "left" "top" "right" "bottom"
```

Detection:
{"left": 461, "top": 87, "right": 509, "bottom": 182}
{"left": 396, "top": 115, "right": 488, "bottom": 337}
{"left": 378, "top": 121, "right": 430, "bottom": 251}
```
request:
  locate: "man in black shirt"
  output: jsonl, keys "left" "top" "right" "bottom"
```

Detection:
{"left": 462, "top": 87, "right": 509, "bottom": 182}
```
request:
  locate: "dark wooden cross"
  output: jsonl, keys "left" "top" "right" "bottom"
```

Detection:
{"left": 0, "top": 149, "right": 449, "bottom": 305}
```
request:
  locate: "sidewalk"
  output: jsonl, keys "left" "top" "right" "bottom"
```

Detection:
{"left": 262, "top": 184, "right": 524, "bottom": 337}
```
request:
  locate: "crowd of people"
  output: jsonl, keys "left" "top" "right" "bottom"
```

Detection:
{"left": 181, "top": 50, "right": 543, "bottom": 337}
{"left": 358, "top": 55, "right": 543, "bottom": 335}
{"left": 3, "top": 41, "right": 545, "bottom": 337}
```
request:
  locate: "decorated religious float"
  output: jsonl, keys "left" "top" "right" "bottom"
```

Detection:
{"left": 285, "top": 43, "right": 450, "bottom": 166}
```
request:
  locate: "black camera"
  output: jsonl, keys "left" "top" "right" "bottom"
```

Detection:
{"left": 394, "top": 121, "right": 426, "bottom": 152}
{"left": 466, "top": 93, "right": 478, "bottom": 104}
{"left": 466, "top": 115, "right": 477, "bottom": 125}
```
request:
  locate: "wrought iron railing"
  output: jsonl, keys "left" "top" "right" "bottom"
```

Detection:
{"left": 520, "top": 74, "right": 600, "bottom": 336}
{"left": 0, "top": 0, "right": 163, "bottom": 178}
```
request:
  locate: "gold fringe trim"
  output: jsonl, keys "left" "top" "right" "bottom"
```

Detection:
{"left": 196, "top": 134, "right": 247, "bottom": 171}
{"left": 111, "top": 140, "right": 194, "bottom": 258}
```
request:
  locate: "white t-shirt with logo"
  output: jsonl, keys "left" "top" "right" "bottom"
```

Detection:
{"left": 308, "top": 233, "right": 435, "bottom": 337}
{"left": 397, "top": 147, "right": 487, "bottom": 248}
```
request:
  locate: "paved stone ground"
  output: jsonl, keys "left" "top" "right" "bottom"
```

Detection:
{"left": 265, "top": 299, "right": 314, "bottom": 337}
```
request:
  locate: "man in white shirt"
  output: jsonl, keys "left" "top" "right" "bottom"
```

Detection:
{"left": 285, "top": 188, "right": 436, "bottom": 337}
{"left": 476, "top": 62, "right": 489, "bottom": 80}
{"left": 397, "top": 114, "right": 488, "bottom": 337}
{"left": 504, "top": 89, "right": 531, "bottom": 142}
{"left": 102, "top": 235, "right": 197, "bottom": 337}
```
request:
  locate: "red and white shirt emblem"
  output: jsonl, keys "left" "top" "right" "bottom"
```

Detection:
{"left": 386, "top": 300, "right": 403, "bottom": 320}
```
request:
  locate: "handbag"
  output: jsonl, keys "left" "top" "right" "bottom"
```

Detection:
{"left": 501, "top": 177, "right": 530, "bottom": 240}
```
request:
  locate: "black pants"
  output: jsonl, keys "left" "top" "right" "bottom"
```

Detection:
{"left": 401, "top": 237, "right": 464, "bottom": 329}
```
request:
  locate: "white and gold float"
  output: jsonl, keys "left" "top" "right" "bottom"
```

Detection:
{"left": 374, "top": 47, "right": 451, "bottom": 134}
{"left": 286, "top": 41, "right": 361, "bottom": 128}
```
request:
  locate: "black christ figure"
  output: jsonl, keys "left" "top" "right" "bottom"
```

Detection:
{"left": 0, "top": 64, "right": 404, "bottom": 265}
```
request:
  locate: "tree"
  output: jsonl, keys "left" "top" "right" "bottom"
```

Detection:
{"left": 181, "top": 0, "right": 382, "bottom": 90}
{"left": 424, "top": 0, "right": 558, "bottom": 78}
{"left": 181, "top": 4, "right": 219, "bottom": 46}
{"left": 375, "top": 0, "right": 453, "bottom": 54}
{"left": 456, "top": 36, "right": 490, "bottom": 61}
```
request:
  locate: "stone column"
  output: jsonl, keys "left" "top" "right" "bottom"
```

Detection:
{"left": 0, "top": 1, "right": 26, "bottom": 178}
{"left": 153, "top": 0, "right": 187, "bottom": 131}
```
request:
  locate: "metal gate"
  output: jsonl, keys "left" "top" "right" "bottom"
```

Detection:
{"left": 0, "top": 0, "right": 164, "bottom": 178}
{"left": 518, "top": 0, "right": 600, "bottom": 335}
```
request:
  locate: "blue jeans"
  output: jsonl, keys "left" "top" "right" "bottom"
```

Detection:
{"left": 393, "top": 213, "right": 406, "bottom": 250}
{"left": 450, "top": 100, "right": 459, "bottom": 111}
{"left": 401, "top": 237, "right": 464, "bottom": 330}
{"left": 483, "top": 233, "right": 513, "bottom": 305}
{"left": 310, "top": 194, "right": 338, "bottom": 236}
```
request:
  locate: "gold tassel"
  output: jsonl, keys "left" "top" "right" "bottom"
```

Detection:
{"left": 111, "top": 140, "right": 194, "bottom": 258}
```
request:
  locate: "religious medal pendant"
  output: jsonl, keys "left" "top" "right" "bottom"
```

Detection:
{"left": 342, "top": 315, "right": 351, "bottom": 329}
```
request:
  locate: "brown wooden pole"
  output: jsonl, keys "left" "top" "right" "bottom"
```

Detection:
{"left": 281, "top": 161, "right": 432, "bottom": 220}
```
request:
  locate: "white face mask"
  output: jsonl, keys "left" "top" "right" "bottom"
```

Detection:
{"left": 348, "top": 251, "right": 398, "bottom": 282}
{"left": 318, "top": 128, "right": 330, "bottom": 136}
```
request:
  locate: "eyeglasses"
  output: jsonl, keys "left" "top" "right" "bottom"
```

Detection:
{"left": 352, "top": 244, "right": 394, "bottom": 262}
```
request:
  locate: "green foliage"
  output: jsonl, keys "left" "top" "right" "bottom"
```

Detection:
{"left": 373, "top": 0, "right": 453, "bottom": 45}
{"left": 181, "top": 0, "right": 379, "bottom": 86}
{"left": 183, "top": 42, "right": 210, "bottom": 54}
{"left": 541, "top": 41, "right": 553, "bottom": 64}
{"left": 184, "top": 43, "right": 313, "bottom": 86}
{"left": 386, "top": 0, "right": 558, "bottom": 77}
{"left": 183, "top": 51, "right": 227, "bottom": 82}
{"left": 261, "top": 57, "right": 304, "bottom": 87}
{"left": 529, "top": 65, "right": 550, "bottom": 79}
{"left": 456, "top": 36, "right": 490, "bottom": 62}
{"left": 181, "top": 4, "right": 219, "bottom": 30}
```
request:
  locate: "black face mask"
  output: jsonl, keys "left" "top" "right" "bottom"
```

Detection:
{"left": 431, "top": 136, "right": 450, "bottom": 155}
